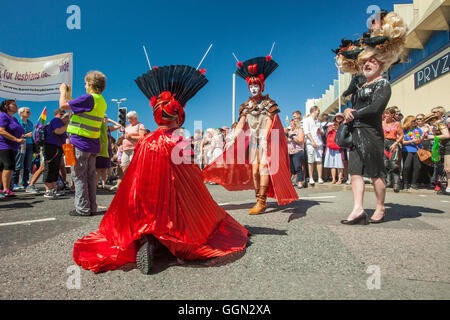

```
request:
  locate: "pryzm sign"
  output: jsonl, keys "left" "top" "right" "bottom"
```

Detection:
{"left": 415, "top": 52, "right": 449, "bottom": 89}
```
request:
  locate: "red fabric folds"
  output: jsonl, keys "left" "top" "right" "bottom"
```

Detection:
{"left": 73, "top": 128, "right": 250, "bottom": 273}
{"left": 202, "top": 114, "right": 298, "bottom": 206}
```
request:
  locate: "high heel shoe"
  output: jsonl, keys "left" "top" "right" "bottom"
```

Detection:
{"left": 341, "top": 212, "right": 369, "bottom": 225}
{"left": 369, "top": 212, "right": 385, "bottom": 223}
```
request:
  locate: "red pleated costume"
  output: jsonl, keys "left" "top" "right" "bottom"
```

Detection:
{"left": 202, "top": 114, "right": 298, "bottom": 206}
{"left": 73, "top": 128, "right": 250, "bottom": 273}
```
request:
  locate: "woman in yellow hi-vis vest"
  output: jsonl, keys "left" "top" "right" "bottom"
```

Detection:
{"left": 59, "top": 71, "right": 107, "bottom": 216}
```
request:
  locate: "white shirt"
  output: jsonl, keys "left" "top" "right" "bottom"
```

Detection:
{"left": 303, "top": 117, "right": 323, "bottom": 146}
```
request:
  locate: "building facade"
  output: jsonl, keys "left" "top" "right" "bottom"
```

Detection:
{"left": 311, "top": 0, "right": 450, "bottom": 117}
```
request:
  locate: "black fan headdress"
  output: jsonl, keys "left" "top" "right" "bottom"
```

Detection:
{"left": 135, "top": 65, "right": 208, "bottom": 107}
{"left": 235, "top": 57, "right": 278, "bottom": 82}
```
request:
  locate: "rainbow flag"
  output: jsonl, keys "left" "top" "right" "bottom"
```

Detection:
{"left": 37, "top": 106, "right": 47, "bottom": 124}
{"left": 34, "top": 106, "right": 47, "bottom": 142}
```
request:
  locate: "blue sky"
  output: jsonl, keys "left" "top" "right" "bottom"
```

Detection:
{"left": 1, "top": 0, "right": 410, "bottom": 134}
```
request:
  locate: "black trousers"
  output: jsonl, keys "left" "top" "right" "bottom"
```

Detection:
{"left": 384, "top": 139, "right": 401, "bottom": 186}
{"left": 43, "top": 143, "right": 63, "bottom": 184}
{"left": 0, "top": 149, "right": 17, "bottom": 171}
{"left": 290, "top": 150, "right": 304, "bottom": 183}
{"left": 402, "top": 151, "right": 421, "bottom": 186}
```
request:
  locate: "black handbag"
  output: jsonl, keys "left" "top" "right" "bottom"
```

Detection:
{"left": 335, "top": 123, "right": 353, "bottom": 148}
{"left": 32, "top": 142, "right": 40, "bottom": 154}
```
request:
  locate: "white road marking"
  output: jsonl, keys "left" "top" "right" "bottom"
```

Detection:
{"left": 441, "top": 200, "right": 449, "bottom": 203}
{"left": 301, "top": 196, "right": 337, "bottom": 200}
{"left": 0, "top": 218, "right": 56, "bottom": 227}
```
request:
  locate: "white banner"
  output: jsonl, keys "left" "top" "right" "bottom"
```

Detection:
{"left": 0, "top": 51, "right": 73, "bottom": 102}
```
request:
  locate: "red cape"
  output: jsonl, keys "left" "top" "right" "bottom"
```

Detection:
{"left": 73, "top": 128, "right": 250, "bottom": 273}
{"left": 202, "top": 114, "right": 298, "bottom": 205}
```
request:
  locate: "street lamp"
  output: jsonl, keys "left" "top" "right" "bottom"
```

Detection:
{"left": 232, "top": 73, "right": 236, "bottom": 124}
{"left": 111, "top": 98, "right": 127, "bottom": 139}
{"left": 335, "top": 63, "right": 342, "bottom": 114}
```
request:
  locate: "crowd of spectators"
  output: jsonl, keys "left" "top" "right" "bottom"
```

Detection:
{"left": 1, "top": 95, "right": 449, "bottom": 205}
{"left": 282, "top": 105, "right": 450, "bottom": 195}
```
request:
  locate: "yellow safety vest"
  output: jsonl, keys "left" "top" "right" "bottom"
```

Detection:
{"left": 67, "top": 93, "right": 107, "bottom": 139}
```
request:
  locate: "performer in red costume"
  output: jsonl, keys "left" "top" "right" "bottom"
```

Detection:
{"left": 73, "top": 65, "right": 250, "bottom": 274}
{"left": 203, "top": 54, "right": 298, "bottom": 215}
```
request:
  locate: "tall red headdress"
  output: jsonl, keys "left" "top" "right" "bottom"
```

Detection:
{"left": 235, "top": 56, "right": 278, "bottom": 93}
{"left": 135, "top": 65, "right": 208, "bottom": 127}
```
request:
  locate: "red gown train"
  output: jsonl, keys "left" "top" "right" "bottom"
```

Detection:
{"left": 202, "top": 114, "right": 298, "bottom": 205}
{"left": 73, "top": 128, "right": 250, "bottom": 273}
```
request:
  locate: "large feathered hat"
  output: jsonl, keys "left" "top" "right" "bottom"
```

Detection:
{"left": 235, "top": 56, "right": 278, "bottom": 92}
{"left": 335, "top": 10, "right": 407, "bottom": 75}
{"left": 359, "top": 11, "right": 407, "bottom": 71}
{"left": 333, "top": 38, "right": 364, "bottom": 74}
{"left": 135, "top": 65, "right": 208, "bottom": 126}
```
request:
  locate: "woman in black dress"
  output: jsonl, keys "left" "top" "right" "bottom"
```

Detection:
{"left": 342, "top": 58, "right": 391, "bottom": 225}
{"left": 335, "top": 9, "right": 406, "bottom": 225}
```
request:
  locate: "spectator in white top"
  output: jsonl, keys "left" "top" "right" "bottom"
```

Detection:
{"left": 303, "top": 105, "right": 324, "bottom": 185}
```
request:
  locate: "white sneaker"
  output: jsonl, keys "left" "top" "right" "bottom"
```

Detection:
{"left": 318, "top": 178, "right": 324, "bottom": 184}
{"left": 26, "top": 185, "right": 40, "bottom": 194}
{"left": 309, "top": 179, "right": 315, "bottom": 185}
{"left": 44, "top": 190, "right": 56, "bottom": 199}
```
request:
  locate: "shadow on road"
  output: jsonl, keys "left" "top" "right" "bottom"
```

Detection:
{"left": 221, "top": 202, "right": 254, "bottom": 211}
{"left": 116, "top": 242, "right": 249, "bottom": 275}
{"left": 0, "top": 200, "right": 44, "bottom": 210}
{"left": 372, "top": 202, "right": 446, "bottom": 222}
{"left": 221, "top": 199, "right": 323, "bottom": 223}
{"left": 243, "top": 225, "right": 288, "bottom": 236}
{"left": 274, "top": 199, "right": 324, "bottom": 223}
{"left": 92, "top": 210, "right": 107, "bottom": 217}
{"left": 95, "top": 188, "right": 116, "bottom": 196}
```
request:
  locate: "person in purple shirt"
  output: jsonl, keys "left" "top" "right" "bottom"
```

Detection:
{"left": 59, "top": 71, "right": 107, "bottom": 216}
{"left": 42, "top": 109, "right": 69, "bottom": 198}
{"left": 66, "top": 94, "right": 100, "bottom": 154}
{"left": 0, "top": 100, "right": 26, "bottom": 198}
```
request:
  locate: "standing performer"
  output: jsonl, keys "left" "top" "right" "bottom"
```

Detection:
{"left": 203, "top": 53, "right": 298, "bottom": 214}
{"left": 73, "top": 64, "right": 250, "bottom": 274}
{"left": 338, "top": 10, "right": 407, "bottom": 225}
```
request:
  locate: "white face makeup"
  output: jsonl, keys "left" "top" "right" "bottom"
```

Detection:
{"left": 249, "top": 84, "right": 261, "bottom": 97}
{"left": 363, "top": 59, "right": 381, "bottom": 78}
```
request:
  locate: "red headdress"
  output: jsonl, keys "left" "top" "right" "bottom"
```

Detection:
{"left": 245, "top": 64, "right": 266, "bottom": 92}
{"left": 150, "top": 91, "right": 185, "bottom": 126}
{"left": 235, "top": 56, "right": 278, "bottom": 93}
{"left": 135, "top": 65, "right": 208, "bottom": 127}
